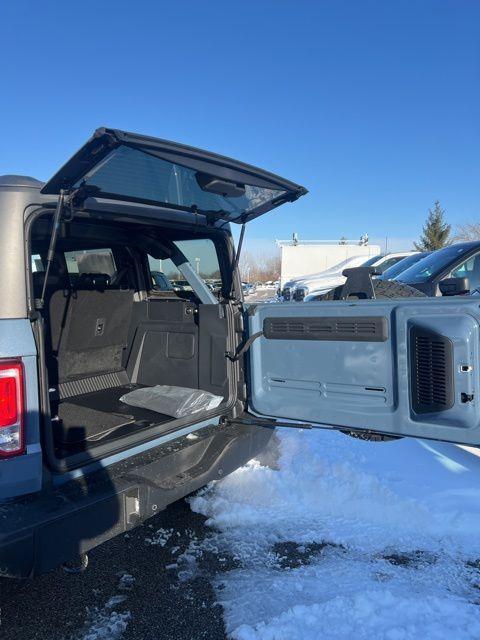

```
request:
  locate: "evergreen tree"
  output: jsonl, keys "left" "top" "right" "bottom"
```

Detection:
{"left": 414, "top": 201, "right": 451, "bottom": 251}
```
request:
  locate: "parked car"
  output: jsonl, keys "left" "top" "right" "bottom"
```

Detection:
{"left": 170, "top": 279, "right": 190, "bottom": 291}
{"left": 282, "top": 254, "right": 373, "bottom": 301}
{"left": 306, "top": 245, "right": 480, "bottom": 301}
{"left": 205, "top": 279, "right": 223, "bottom": 296}
{"left": 242, "top": 282, "right": 256, "bottom": 296}
{"left": 150, "top": 270, "right": 175, "bottom": 291}
{"left": 377, "top": 252, "right": 431, "bottom": 281}
{"left": 1, "top": 128, "right": 478, "bottom": 580}
{"left": 391, "top": 242, "right": 480, "bottom": 296}
{"left": 296, "top": 252, "right": 417, "bottom": 301}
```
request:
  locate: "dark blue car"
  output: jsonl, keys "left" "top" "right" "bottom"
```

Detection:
{"left": 393, "top": 242, "right": 480, "bottom": 296}
{"left": 378, "top": 252, "right": 431, "bottom": 281}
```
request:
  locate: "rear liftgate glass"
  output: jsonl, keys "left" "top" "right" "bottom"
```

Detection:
{"left": 41, "top": 128, "right": 307, "bottom": 224}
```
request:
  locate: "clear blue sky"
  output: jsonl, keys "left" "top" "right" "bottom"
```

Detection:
{"left": 1, "top": 0, "right": 479, "bottom": 254}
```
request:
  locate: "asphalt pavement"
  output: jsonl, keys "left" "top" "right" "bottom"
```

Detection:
{"left": 0, "top": 500, "right": 228, "bottom": 640}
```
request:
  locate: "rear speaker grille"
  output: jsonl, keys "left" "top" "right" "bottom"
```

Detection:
{"left": 263, "top": 316, "right": 388, "bottom": 342}
{"left": 410, "top": 327, "right": 454, "bottom": 413}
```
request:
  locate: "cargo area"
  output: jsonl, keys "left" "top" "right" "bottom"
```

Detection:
{"left": 30, "top": 213, "right": 232, "bottom": 461}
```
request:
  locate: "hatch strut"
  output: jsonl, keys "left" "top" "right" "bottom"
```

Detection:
{"left": 231, "top": 222, "right": 246, "bottom": 297}
{"left": 38, "top": 189, "right": 72, "bottom": 309}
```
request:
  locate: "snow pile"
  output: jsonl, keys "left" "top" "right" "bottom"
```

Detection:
{"left": 232, "top": 592, "right": 480, "bottom": 640}
{"left": 80, "top": 608, "right": 130, "bottom": 640}
{"left": 79, "top": 572, "right": 133, "bottom": 640}
{"left": 190, "top": 430, "right": 480, "bottom": 639}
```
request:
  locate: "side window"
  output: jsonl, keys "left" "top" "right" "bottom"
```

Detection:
{"left": 147, "top": 239, "right": 222, "bottom": 296}
{"left": 378, "top": 257, "right": 403, "bottom": 272}
{"left": 31, "top": 253, "right": 45, "bottom": 273}
{"left": 64, "top": 248, "right": 117, "bottom": 286}
{"left": 449, "top": 253, "right": 480, "bottom": 290}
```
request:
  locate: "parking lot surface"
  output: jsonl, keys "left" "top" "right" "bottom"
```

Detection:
{"left": 0, "top": 500, "right": 227, "bottom": 640}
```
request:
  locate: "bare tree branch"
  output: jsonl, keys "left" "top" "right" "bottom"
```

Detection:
{"left": 239, "top": 250, "right": 281, "bottom": 282}
{"left": 454, "top": 222, "right": 480, "bottom": 242}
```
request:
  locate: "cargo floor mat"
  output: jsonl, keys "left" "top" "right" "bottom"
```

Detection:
{"left": 55, "top": 402, "right": 135, "bottom": 444}
{"left": 54, "top": 385, "right": 173, "bottom": 449}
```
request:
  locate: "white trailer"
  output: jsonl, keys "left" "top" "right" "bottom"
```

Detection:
{"left": 277, "top": 236, "right": 381, "bottom": 288}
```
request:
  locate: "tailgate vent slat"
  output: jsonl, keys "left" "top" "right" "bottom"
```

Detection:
{"left": 263, "top": 316, "right": 388, "bottom": 342}
{"left": 410, "top": 326, "right": 454, "bottom": 414}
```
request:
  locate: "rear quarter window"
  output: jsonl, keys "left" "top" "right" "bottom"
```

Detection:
{"left": 148, "top": 238, "right": 222, "bottom": 295}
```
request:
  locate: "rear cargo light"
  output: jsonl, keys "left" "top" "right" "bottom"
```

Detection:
{"left": 0, "top": 361, "right": 24, "bottom": 457}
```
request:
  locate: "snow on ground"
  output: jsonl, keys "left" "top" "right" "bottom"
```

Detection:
{"left": 189, "top": 430, "right": 480, "bottom": 639}
{"left": 77, "top": 572, "right": 134, "bottom": 640}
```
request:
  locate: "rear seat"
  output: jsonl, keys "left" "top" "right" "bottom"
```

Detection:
{"left": 48, "top": 274, "right": 134, "bottom": 388}
{"left": 32, "top": 271, "right": 69, "bottom": 302}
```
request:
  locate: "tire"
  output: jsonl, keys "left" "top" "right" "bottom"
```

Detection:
{"left": 316, "top": 279, "right": 427, "bottom": 301}
{"left": 324, "top": 279, "right": 426, "bottom": 442}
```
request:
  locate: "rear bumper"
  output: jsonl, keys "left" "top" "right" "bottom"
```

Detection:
{"left": 0, "top": 422, "right": 273, "bottom": 578}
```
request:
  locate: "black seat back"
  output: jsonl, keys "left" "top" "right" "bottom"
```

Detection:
{"left": 49, "top": 288, "right": 134, "bottom": 383}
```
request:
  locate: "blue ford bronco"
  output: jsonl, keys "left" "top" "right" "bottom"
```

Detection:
{"left": 1, "top": 128, "right": 478, "bottom": 578}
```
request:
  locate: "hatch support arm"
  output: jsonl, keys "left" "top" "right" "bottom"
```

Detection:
{"left": 230, "top": 222, "right": 246, "bottom": 298}
{"left": 38, "top": 190, "right": 72, "bottom": 309}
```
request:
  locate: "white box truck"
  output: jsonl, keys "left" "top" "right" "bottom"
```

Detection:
{"left": 277, "top": 236, "right": 381, "bottom": 288}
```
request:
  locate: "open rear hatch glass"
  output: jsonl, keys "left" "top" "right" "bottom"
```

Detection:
{"left": 41, "top": 128, "right": 307, "bottom": 223}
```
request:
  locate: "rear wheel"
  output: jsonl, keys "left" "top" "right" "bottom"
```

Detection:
{"left": 321, "top": 279, "right": 427, "bottom": 442}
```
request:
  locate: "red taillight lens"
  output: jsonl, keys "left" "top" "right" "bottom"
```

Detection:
{"left": 0, "top": 361, "right": 24, "bottom": 457}
{"left": 0, "top": 374, "right": 19, "bottom": 426}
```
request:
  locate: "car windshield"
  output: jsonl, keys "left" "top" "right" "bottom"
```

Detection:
{"left": 394, "top": 245, "right": 473, "bottom": 283}
{"left": 312, "top": 254, "right": 381, "bottom": 277}
{"left": 361, "top": 254, "right": 384, "bottom": 267}
{"left": 379, "top": 253, "right": 430, "bottom": 280}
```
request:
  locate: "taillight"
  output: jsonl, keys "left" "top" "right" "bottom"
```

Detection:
{"left": 0, "top": 361, "right": 24, "bottom": 457}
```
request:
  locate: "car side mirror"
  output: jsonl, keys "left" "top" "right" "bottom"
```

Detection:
{"left": 439, "top": 277, "right": 470, "bottom": 296}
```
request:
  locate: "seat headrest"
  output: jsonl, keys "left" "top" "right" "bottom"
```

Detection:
{"left": 76, "top": 272, "right": 111, "bottom": 290}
